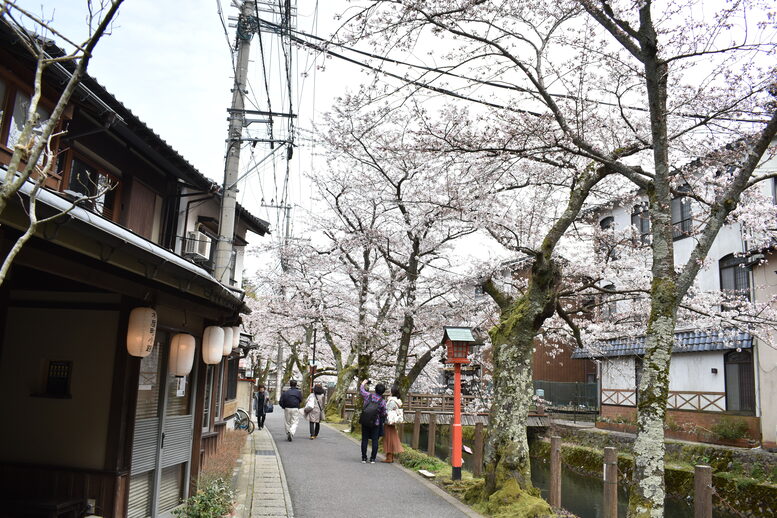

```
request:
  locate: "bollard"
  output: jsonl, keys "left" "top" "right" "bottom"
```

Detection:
{"left": 603, "top": 447, "right": 618, "bottom": 518}
{"left": 694, "top": 465, "right": 712, "bottom": 518}
{"left": 412, "top": 411, "right": 421, "bottom": 449}
{"left": 428, "top": 413, "right": 437, "bottom": 457}
{"left": 473, "top": 422, "right": 484, "bottom": 477}
{"left": 550, "top": 436, "right": 561, "bottom": 508}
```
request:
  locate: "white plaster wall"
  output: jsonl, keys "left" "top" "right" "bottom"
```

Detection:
{"left": 602, "top": 357, "right": 635, "bottom": 389}
{"left": 667, "top": 352, "right": 725, "bottom": 392}
{"left": 752, "top": 253, "right": 777, "bottom": 446}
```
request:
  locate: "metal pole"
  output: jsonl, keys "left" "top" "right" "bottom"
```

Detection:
{"left": 452, "top": 362, "right": 463, "bottom": 480}
{"left": 214, "top": 0, "right": 254, "bottom": 283}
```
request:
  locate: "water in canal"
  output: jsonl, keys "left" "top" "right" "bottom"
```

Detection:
{"left": 402, "top": 426, "right": 739, "bottom": 518}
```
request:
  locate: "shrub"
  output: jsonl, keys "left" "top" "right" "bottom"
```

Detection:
{"left": 711, "top": 418, "right": 749, "bottom": 440}
{"left": 173, "top": 478, "right": 234, "bottom": 518}
{"left": 200, "top": 429, "right": 247, "bottom": 486}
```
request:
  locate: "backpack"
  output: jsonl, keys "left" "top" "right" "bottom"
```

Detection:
{"left": 360, "top": 397, "right": 380, "bottom": 427}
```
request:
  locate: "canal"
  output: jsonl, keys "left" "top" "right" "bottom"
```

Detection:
{"left": 402, "top": 426, "right": 739, "bottom": 518}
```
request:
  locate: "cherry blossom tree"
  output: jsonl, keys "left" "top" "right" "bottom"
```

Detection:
{"left": 333, "top": 1, "right": 777, "bottom": 514}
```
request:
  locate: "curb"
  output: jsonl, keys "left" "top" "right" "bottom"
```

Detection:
{"left": 264, "top": 425, "right": 295, "bottom": 518}
{"left": 321, "top": 421, "right": 486, "bottom": 518}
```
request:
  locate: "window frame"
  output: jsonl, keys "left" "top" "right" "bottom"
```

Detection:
{"left": 719, "top": 253, "right": 751, "bottom": 302}
{"left": 60, "top": 150, "right": 122, "bottom": 222}
{"left": 724, "top": 350, "right": 755, "bottom": 415}
{"left": 671, "top": 195, "right": 692, "bottom": 240}
{"left": 226, "top": 356, "right": 239, "bottom": 401}
{"left": 631, "top": 203, "right": 651, "bottom": 246}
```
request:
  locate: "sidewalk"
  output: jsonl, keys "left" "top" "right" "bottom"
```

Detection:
{"left": 233, "top": 420, "right": 294, "bottom": 518}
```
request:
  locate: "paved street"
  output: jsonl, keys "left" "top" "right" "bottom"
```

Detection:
{"left": 264, "top": 410, "right": 472, "bottom": 518}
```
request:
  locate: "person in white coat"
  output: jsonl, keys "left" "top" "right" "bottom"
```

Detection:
{"left": 304, "top": 383, "right": 326, "bottom": 439}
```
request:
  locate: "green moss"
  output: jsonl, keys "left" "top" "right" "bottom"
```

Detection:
{"left": 397, "top": 447, "right": 448, "bottom": 473}
{"left": 471, "top": 478, "right": 553, "bottom": 518}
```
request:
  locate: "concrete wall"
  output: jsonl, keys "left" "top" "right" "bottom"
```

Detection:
{"left": 752, "top": 252, "right": 777, "bottom": 448}
{"left": 0, "top": 308, "right": 119, "bottom": 469}
{"left": 602, "top": 357, "right": 634, "bottom": 389}
{"left": 668, "top": 352, "right": 725, "bottom": 393}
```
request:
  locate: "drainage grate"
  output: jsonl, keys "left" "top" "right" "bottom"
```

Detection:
{"left": 255, "top": 450, "right": 276, "bottom": 456}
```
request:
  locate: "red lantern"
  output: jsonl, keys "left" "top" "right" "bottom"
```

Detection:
{"left": 441, "top": 326, "right": 477, "bottom": 481}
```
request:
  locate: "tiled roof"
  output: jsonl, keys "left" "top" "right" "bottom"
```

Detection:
{"left": 570, "top": 330, "right": 753, "bottom": 359}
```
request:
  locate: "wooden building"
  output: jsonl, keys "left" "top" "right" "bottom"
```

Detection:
{"left": 0, "top": 19, "right": 268, "bottom": 517}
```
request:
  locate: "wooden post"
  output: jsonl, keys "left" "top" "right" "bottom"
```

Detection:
{"left": 428, "top": 413, "right": 437, "bottom": 457}
{"left": 412, "top": 411, "right": 421, "bottom": 449}
{"left": 603, "top": 447, "right": 618, "bottom": 518}
{"left": 473, "top": 422, "right": 484, "bottom": 477}
{"left": 550, "top": 436, "right": 561, "bottom": 508}
{"left": 694, "top": 465, "right": 712, "bottom": 518}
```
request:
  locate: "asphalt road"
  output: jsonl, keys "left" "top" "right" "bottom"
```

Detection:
{"left": 264, "top": 410, "right": 471, "bottom": 518}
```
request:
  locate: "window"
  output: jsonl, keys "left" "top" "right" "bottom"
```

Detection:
{"left": 600, "top": 216, "right": 614, "bottom": 230}
{"left": 598, "top": 216, "right": 619, "bottom": 261}
{"left": 671, "top": 196, "right": 692, "bottom": 239}
{"left": 725, "top": 350, "right": 755, "bottom": 414}
{"left": 631, "top": 203, "right": 650, "bottom": 245}
{"left": 601, "top": 283, "right": 617, "bottom": 318}
{"left": 202, "top": 365, "right": 214, "bottom": 431}
{"left": 65, "top": 156, "right": 121, "bottom": 220}
{"left": 7, "top": 90, "right": 50, "bottom": 152}
{"left": 226, "top": 357, "right": 239, "bottom": 400}
{"left": 214, "top": 364, "right": 223, "bottom": 421}
{"left": 719, "top": 254, "right": 751, "bottom": 301}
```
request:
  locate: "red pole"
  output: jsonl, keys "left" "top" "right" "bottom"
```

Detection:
{"left": 452, "top": 362, "right": 462, "bottom": 480}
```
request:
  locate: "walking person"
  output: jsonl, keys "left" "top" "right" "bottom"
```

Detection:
{"left": 254, "top": 384, "right": 268, "bottom": 430}
{"left": 359, "top": 379, "right": 387, "bottom": 464}
{"left": 279, "top": 380, "right": 303, "bottom": 441}
{"left": 382, "top": 383, "right": 404, "bottom": 463}
{"left": 304, "top": 383, "right": 326, "bottom": 439}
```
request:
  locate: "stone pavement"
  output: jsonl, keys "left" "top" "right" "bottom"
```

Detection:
{"left": 233, "top": 416, "right": 294, "bottom": 518}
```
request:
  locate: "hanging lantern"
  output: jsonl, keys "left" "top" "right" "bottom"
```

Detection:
{"left": 231, "top": 326, "right": 241, "bottom": 349}
{"left": 169, "top": 333, "right": 196, "bottom": 376}
{"left": 202, "top": 326, "right": 224, "bottom": 365}
{"left": 222, "top": 327, "right": 234, "bottom": 356}
{"left": 126, "top": 307, "right": 157, "bottom": 357}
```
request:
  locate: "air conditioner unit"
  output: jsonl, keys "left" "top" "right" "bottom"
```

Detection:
{"left": 185, "top": 230, "right": 211, "bottom": 260}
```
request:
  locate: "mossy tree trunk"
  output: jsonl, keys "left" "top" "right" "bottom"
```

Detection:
{"left": 483, "top": 256, "right": 561, "bottom": 494}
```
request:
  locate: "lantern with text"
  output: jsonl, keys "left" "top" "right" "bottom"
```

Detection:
{"left": 442, "top": 326, "right": 476, "bottom": 481}
{"left": 169, "top": 333, "right": 196, "bottom": 376}
{"left": 126, "top": 307, "right": 157, "bottom": 357}
{"left": 202, "top": 326, "right": 224, "bottom": 365}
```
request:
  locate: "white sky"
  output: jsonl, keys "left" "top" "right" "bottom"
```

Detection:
{"left": 13, "top": 0, "right": 357, "bottom": 272}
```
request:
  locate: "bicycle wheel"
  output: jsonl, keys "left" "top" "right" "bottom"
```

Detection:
{"left": 234, "top": 409, "right": 249, "bottom": 430}
{"left": 246, "top": 419, "right": 255, "bottom": 434}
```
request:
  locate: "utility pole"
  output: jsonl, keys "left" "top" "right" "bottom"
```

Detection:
{"left": 264, "top": 202, "right": 292, "bottom": 400}
{"left": 214, "top": 0, "right": 256, "bottom": 283}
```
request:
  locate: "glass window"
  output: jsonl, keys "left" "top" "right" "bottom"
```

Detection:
{"left": 599, "top": 216, "right": 614, "bottom": 230}
{"left": 671, "top": 196, "right": 692, "bottom": 239}
{"left": 631, "top": 203, "right": 650, "bottom": 245}
{"left": 202, "top": 365, "right": 214, "bottom": 431}
{"left": 720, "top": 254, "right": 750, "bottom": 301}
{"left": 8, "top": 91, "right": 50, "bottom": 151}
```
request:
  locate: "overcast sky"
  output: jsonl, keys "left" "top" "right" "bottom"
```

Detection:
{"left": 13, "top": 0, "right": 353, "bottom": 249}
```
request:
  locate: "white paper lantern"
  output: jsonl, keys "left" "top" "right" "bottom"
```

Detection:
{"left": 232, "top": 326, "right": 241, "bottom": 349}
{"left": 126, "top": 307, "right": 157, "bottom": 357}
{"left": 169, "top": 333, "right": 196, "bottom": 376}
{"left": 202, "top": 326, "right": 224, "bottom": 365}
{"left": 222, "top": 327, "right": 234, "bottom": 356}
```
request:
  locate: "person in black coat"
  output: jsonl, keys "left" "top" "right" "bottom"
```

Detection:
{"left": 254, "top": 384, "right": 268, "bottom": 430}
{"left": 279, "top": 380, "right": 303, "bottom": 441}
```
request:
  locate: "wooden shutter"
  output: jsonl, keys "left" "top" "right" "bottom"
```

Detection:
{"left": 125, "top": 179, "right": 157, "bottom": 239}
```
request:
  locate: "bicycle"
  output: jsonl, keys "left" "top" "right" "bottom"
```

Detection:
{"left": 234, "top": 408, "right": 255, "bottom": 433}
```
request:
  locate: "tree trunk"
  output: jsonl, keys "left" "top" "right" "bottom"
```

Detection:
{"left": 350, "top": 353, "right": 372, "bottom": 431}
{"left": 326, "top": 364, "right": 357, "bottom": 419}
{"left": 484, "top": 257, "right": 561, "bottom": 495}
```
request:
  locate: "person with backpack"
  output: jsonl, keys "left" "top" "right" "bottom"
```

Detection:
{"left": 279, "top": 380, "right": 303, "bottom": 441}
{"left": 359, "top": 379, "right": 387, "bottom": 464}
{"left": 382, "top": 383, "right": 404, "bottom": 463}
{"left": 303, "top": 383, "right": 326, "bottom": 439}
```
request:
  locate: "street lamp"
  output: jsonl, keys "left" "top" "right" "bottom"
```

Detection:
{"left": 442, "top": 326, "right": 476, "bottom": 481}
